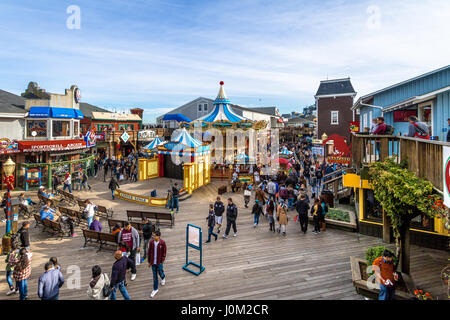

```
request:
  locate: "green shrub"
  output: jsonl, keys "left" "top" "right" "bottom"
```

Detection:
{"left": 326, "top": 208, "right": 350, "bottom": 222}
{"left": 366, "top": 246, "right": 398, "bottom": 267}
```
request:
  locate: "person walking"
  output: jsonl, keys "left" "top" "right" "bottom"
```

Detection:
{"left": 109, "top": 250, "right": 133, "bottom": 300}
{"left": 9, "top": 248, "right": 32, "bottom": 300}
{"left": 243, "top": 184, "right": 251, "bottom": 208}
{"left": 171, "top": 183, "right": 180, "bottom": 213}
{"left": 18, "top": 221, "right": 31, "bottom": 250}
{"left": 223, "top": 198, "right": 238, "bottom": 239}
{"left": 37, "top": 261, "right": 64, "bottom": 300}
{"left": 255, "top": 187, "right": 266, "bottom": 212}
{"left": 117, "top": 222, "right": 139, "bottom": 281}
{"left": 267, "top": 180, "right": 277, "bottom": 202}
{"left": 251, "top": 200, "right": 263, "bottom": 227}
{"left": 214, "top": 196, "right": 225, "bottom": 233}
{"left": 205, "top": 204, "right": 218, "bottom": 243}
{"left": 5, "top": 243, "right": 18, "bottom": 296}
{"left": 52, "top": 173, "right": 60, "bottom": 195}
{"left": 320, "top": 196, "right": 328, "bottom": 231}
{"left": 108, "top": 177, "right": 120, "bottom": 200}
{"left": 81, "top": 170, "right": 92, "bottom": 191}
{"left": 373, "top": 250, "right": 398, "bottom": 300}
{"left": 296, "top": 194, "right": 310, "bottom": 234}
{"left": 266, "top": 199, "right": 276, "bottom": 232}
{"left": 148, "top": 230, "right": 167, "bottom": 298}
{"left": 141, "top": 217, "right": 154, "bottom": 263}
{"left": 103, "top": 162, "right": 109, "bottom": 182}
{"left": 311, "top": 198, "right": 323, "bottom": 234}
{"left": 276, "top": 200, "right": 288, "bottom": 236}
{"left": 83, "top": 200, "right": 96, "bottom": 228}
{"left": 87, "top": 265, "right": 110, "bottom": 300}
{"left": 406, "top": 115, "right": 430, "bottom": 139}
{"left": 63, "top": 172, "right": 72, "bottom": 193}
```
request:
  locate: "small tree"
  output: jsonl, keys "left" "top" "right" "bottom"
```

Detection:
{"left": 368, "top": 159, "right": 440, "bottom": 274}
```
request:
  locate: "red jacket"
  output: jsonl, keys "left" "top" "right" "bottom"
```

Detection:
{"left": 373, "top": 123, "right": 387, "bottom": 135}
{"left": 148, "top": 239, "right": 167, "bottom": 265}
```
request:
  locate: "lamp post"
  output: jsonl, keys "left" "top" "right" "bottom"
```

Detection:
{"left": 3, "top": 157, "right": 16, "bottom": 234}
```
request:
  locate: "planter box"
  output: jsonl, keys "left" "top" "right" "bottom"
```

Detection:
{"left": 2, "top": 237, "right": 11, "bottom": 256}
{"left": 308, "top": 215, "right": 357, "bottom": 232}
{"left": 350, "top": 256, "right": 415, "bottom": 300}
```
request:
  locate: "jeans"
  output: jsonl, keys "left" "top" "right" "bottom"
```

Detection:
{"left": 63, "top": 183, "right": 72, "bottom": 193}
{"left": 207, "top": 225, "right": 217, "bottom": 242}
{"left": 268, "top": 215, "right": 275, "bottom": 230}
{"left": 81, "top": 181, "right": 91, "bottom": 190}
{"left": 288, "top": 198, "right": 295, "bottom": 209}
{"left": 253, "top": 214, "right": 260, "bottom": 225}
{"left": 379, "top": 284, "right": 395, "bottom": 300}
{"left": 111, "top": 189, "right": 115, "bottom": 200}
{"left": 128, "top": 249, "right": 137, "bottom": 274}
{"left": 17, "top": 279, "right": 28, "bottom": 300}
{"left": 151, "top": 264, "right": 165, "bottom": 291}
{"left": 225, "top": 219, "right": 237, "bottom": 235}
{"left": 110, "top": 281, "right": 131, "bottom": 300}
{"left": 6, "top": 270, "right": 13, "bottom": 290}
{"left": 171, "top": 197, "right": 179, "bottom": 212}
{"left": 86, "top": 216, "right": 93, "bottom": 228}
{"left": 268, "top": 193, "right": 276, "bottom": 202}
{"left": 299, "top": 214, "right": 308, "bottom": 233}
{"left": 313, "top": 215, "right": 320, "bottom": 232}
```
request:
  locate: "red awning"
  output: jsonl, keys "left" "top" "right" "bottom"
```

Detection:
{"left": 18, "top": 140, "right": 87, "bottom": 152}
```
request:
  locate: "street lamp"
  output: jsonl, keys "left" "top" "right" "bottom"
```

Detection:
{"left": 3, "top": 157, "right": 16, "bottom": 234}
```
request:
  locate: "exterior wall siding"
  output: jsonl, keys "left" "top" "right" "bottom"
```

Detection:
{"left": 317, "top": 95, "right": 354, "bottom": 142}
{"left": 436, "top": 91, "right": 450, "bottom": 141}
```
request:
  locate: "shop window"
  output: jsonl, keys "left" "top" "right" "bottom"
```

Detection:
{"left": 74, "top": 121, "right": 79, "bottom": 137}
{"left": 26, "top": 120, "right": 47, "bottom": 138}
{"left": 364, "top": 189, "right": 382, "bottom": 221}
{"left": 52, "top": 120, "right": 71, "bottom": 137}
{"left": 411, "top": 213, "right": 434, "bottom": 232}
{"left": 204, "top": 104, "right": 208, "bottom": 111}
{"left": 96, "top": 124, "right": 113, "bottom": 131}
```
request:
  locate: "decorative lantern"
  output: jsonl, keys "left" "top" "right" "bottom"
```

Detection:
{"left": 321, "top": 132, "right": 328, "bottom": 141}
{"left": 3, "top": 157, "right": 15, "bottom": 177}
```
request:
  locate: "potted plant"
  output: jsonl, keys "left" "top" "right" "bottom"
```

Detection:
{"left": 2, "top": 232, "right": 13, "bottom": 255}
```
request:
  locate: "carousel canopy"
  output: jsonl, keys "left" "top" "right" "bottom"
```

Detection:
{"left": 172, "top": 127, "right": 203, "bottom": 148}
{"left": 162, "top": 113, "right": 191, "bottom": 122}
{"left": 279, "top": 148, "right": 294, "bottom": 157}
{"left": 195, "top": 82, "right": 252, "bottom": 126}
{"left": 143, "top": 136, "right": 165, "bottom": 150}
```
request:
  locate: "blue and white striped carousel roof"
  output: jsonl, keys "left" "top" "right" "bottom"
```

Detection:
{"left": 196, "top": 81, "right": 251, "bottom": 124}
{"left": 279, "top": 148, "right": 294, "bottom": 156}
{"left": 144, "top": 136, "right": 165, "bottom": 150}
{"left": 172, "top": 128, "right": 203, "bottom": 148}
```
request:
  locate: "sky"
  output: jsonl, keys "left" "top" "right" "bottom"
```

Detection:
{"left": 0, "top": 0, "right": 449, "bottom": 123}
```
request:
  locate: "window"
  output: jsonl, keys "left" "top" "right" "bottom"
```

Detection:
{"left": 204, "top": 104, "right": 208, "bottom": 111}
{"left": 364, "top": 189, "right": 382, "bottom": 221}
{"left": 363, "top": 113, "right": 368, "bottom": 131}
{"left": 26, "top": 120, "right": 47, "bottom": 138}
{"left": 52, "top": 120, "right": 71, "bottom": 137}
{"left": 73, "top": 121, "right": 79, "bottom": 137}
{"left": 198, "top": 104, "right": 202, "bottom": 111}
{"left": 411, "top": 213, "right": 434, "bottom": 231}
{"left": 96, "top": 124, "right": 113, "bottom": 131}
{"left": 331, "top": 111, "right": 339, "bottom": 125}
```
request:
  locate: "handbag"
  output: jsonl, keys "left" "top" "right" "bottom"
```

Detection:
{"left": 102, "top": 274, "right": 112, "bottom": 297}
{"left": 135, "top": 252, "right": 141, "bottom": 266}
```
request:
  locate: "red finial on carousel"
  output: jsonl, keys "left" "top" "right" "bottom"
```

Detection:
{"left": 220, "top": 81, "right": 224, "bottom": 86}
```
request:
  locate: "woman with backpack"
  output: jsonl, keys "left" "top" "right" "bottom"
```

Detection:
{"left": 87, "top": 265, "right": 110, "bottom": 300}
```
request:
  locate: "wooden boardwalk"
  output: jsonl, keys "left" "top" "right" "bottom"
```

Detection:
{"left": 0, "top": 178, "right": 448, "bottom": 300}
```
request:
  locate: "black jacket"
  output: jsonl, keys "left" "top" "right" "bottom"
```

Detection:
{"left": 251, "top": 203, "right": 263, "bottom": 216}
{"left": 226, "top": 203, "right": 238, "bottom": 221}
{"left": 108, "top": 180, "right": 120, "bottom": 190}
{"left": 142, "top": 222, "right": 154, "bottom": 240}
{"left": 20, "top": 228, "right": 30, "bottom": 247}
{"left": 110, "top": 256, "right": 134, "bottom": 287}
{"left": 214, "top": 201, "right": 224, "bottom": 217}
{"left": 206, "top": 210, "right": 216, "bottom": 228}
{"left": 447, "top": 129, "right": 450, "bottom": 142}
{"left": 296, "top": 199, "right": 310, "bottom": 216}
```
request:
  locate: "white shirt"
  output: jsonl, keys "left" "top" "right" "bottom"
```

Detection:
{"left": 153, "top": 241, "right": 159, "bottom": 265}
{"left": 84, "top": 203, "right": 96, "bottom": 218}
{"left": 65, "top": 176, "right": 71, "bottom": 185}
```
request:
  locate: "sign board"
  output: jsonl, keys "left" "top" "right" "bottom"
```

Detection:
{"left": 443, "top": 146, "right": 450, "bottom": 207}
{"left": 18, "top": 140, "right": 86, "bottom": 152}
{"left": 326, "top": 156, "right": 351, "bottom": 165}
{"left": 121, "top": 131, "right": 130, "bottom": 143}
{"left": 183, "top": 224, "right": 205, "bottom": 276}
{"left": 394, "top": 110, "right": 417, "bottom": 122}
{"left": 350, "top": 121, "right": 360, "bottom": 133}
{"left": 311, "top": 146, "right": 324, "bottom": 156}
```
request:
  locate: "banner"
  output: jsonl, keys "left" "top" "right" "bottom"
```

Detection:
{"left": 443, "top": 146, "right": 450, "bottom": 207}
{"left": 84, "top": 129, "right": 97, "bottom": 147}
{"left": 311, "top": 146, "right": 324, "bottom": 156}
{"left": 18, "top": 140, "right": 86, "bottom": 152}
{"left": 349, "top": 121, "right": 360, "bottom": 133}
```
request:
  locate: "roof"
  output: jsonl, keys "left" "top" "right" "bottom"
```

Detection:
{"left": 91, "top": 111, "right": 141, "bottom": 121}
{"left": 0, "top": 89, "right": 26, "bottom": 114}
{"left": 79, "top": 103, "right": 110, "bottom": 118}
{"left": 247, "top": 107, "right": 279, "bottom": 116}
{"left": 172, "top": 127, "right": 202, "bottom": 148}
{"left": 315, "top": 78, "right": 356, "bottom": 97}
{"left": 162, "top": 113, "right": 191, "bottom": 122}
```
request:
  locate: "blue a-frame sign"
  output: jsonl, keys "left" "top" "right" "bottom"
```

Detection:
{"left": 182, "top": 224, "right": 205, "bottom": 276}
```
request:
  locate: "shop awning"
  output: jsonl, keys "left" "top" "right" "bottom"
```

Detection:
{"left": 162, "top": 113, "right": 191, "bottom": 122}
{"left": 51, "top": 107, "right": 76, "bottom": 118}
{"left": 29, "top": 107, "right": 51, "bottom": 118}
{"left": 74, "top": 109, "right": 84, "bottom": 119}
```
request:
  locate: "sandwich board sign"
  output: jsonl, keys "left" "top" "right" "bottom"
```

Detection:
{"left": 182, "top": 224, "right": 205, "bottom": 276}
{"left": 443, "top": 146, "right": 450, "bottom": 208}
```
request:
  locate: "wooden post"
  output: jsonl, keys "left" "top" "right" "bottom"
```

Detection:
{"left": 382, "top": 208, "right": 391, "bottom": 243}
{"left": 400, "top": 218, "right": 411, "bottom": 275}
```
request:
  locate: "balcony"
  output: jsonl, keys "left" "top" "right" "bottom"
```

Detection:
{"left": 351, "top": 133, "right": 449, "bottom": 192}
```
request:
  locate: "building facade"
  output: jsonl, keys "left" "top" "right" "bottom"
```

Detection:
{"left": 353, "top": 65, "right": 450, "bottom": 141}
{"left": 315, "top": 78, "right": 356, "bottom": 143}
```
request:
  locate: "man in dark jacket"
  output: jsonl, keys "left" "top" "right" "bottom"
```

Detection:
{"left": 110, "top": 250, "right": 133, "bottom": 300}
{"left": 223, "top": 198, "right": 238, "bottom": 239}
{"left": 213, "top": 196, "right": 225, "bottom": 233}
{"left": 19, "top": 221, "right": 30, "bottom": 250}
{"left": 171, "top": 183, "right": 180, "bottom": 213}
{"left": 141, "top": 218, "right": 153, "bottom": 262}
{"left": 108, "top": 177, "right": 120, "bottom": 200}
{"left": 296, "top": 194, "right": 310, "bottom": 234}
{"left": 148, "top": 230, "right": 167, "bottom": 298}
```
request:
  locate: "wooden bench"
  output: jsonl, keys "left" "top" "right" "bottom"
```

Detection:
{"left": 19, "top": 203, "right": 35, "bottom": 219}
{"left": 33, "top": 213, "right": 42, "bottom": 228}
{"left": 218, "top": 185, "right": 227, "bottom": 195}
{"left": 97, "top": 205, "right": 113, "bottom": 219}
{"left": 82, "top": 229, "right": 118, "bottom": 252}
{"left": 58, "top": 206, "right": 86, "bottom": 227}
{"left": 126, "top": 210, "right": 174, "bottom": 228}
{"left": 107, "top": 218, "right": 149, "bottom": 235}
{"left": 77, "top": 199, "right": 87, "bottom": 211}
{"left": 40, "top": 218, "right": 67, "bottom": 239}
{"left": 58, "top": 189, "right": 78, "bottom": 206}
{"left": 38, "top": 194, "right": 61, "bottom": 208}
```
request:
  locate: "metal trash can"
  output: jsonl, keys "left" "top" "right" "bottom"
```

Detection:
{"left": 320, "top": 190, "right": 334, "bottom": 208}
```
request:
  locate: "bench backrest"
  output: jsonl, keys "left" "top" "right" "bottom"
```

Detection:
{"left": 42, "top": 218, "right": 52, "bottom": 228}
{"left": 98, "top": 232, "right": 118, "bottom": 243}
{"left": 34, "top": 214, "right": 41, "bottom": 223}
{"left": 108, "top": 219, "right": 125, "bottom": 228}
{"left": 83, "top": 229, "right": 100, "bottom": 241}
{"left": 78, "top": 200, "right": 86, "bottom": 208}
{"left": 126, "top": 210, "right": 143, "bottom": 220}
{"left": 50, "top": 220, "right": 61, "bottom": 230}
{"left": 97, "top": 205, "right": 109, "bottom": 213}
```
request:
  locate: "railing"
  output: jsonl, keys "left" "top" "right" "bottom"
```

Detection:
{"left": 103, "top": 130, "right": 139, "bottom": 143}
{"left": 351, "top": 133, "right": 449, "bottom": 192}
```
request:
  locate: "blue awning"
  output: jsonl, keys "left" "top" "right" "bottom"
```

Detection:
{"left": 29, "top": 107, "right": 51, "bottom": 118}
{"left": 74, "top": 109, "right": 84, "bottom": 119}
{"left": 162, "top": 113, "right": 191, "bottom": 122}
{"left": 51, "top": 107, "right": 76, "bottom": 118}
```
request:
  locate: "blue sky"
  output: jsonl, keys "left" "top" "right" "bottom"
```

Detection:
{"left": 1, "top": 0, "right": 449, "bottom": 123}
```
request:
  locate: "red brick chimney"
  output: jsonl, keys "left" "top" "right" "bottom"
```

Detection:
{"left": 130, "top": 108, "right": 144, "bottom": 119}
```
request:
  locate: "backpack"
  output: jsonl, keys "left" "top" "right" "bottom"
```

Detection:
{"left": 412, "top": 122, "right": 429, "bottom": 139}
{"left": 385, "top": 124, "right": 394, "bottom": 135}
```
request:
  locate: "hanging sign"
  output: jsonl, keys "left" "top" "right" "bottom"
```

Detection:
{"left": 121, "top": 131, "right": 130, "bottom": 143}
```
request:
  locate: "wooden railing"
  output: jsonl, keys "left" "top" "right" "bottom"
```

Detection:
{"left": 351, "top": 133, "right": 449, "bottom": 192}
